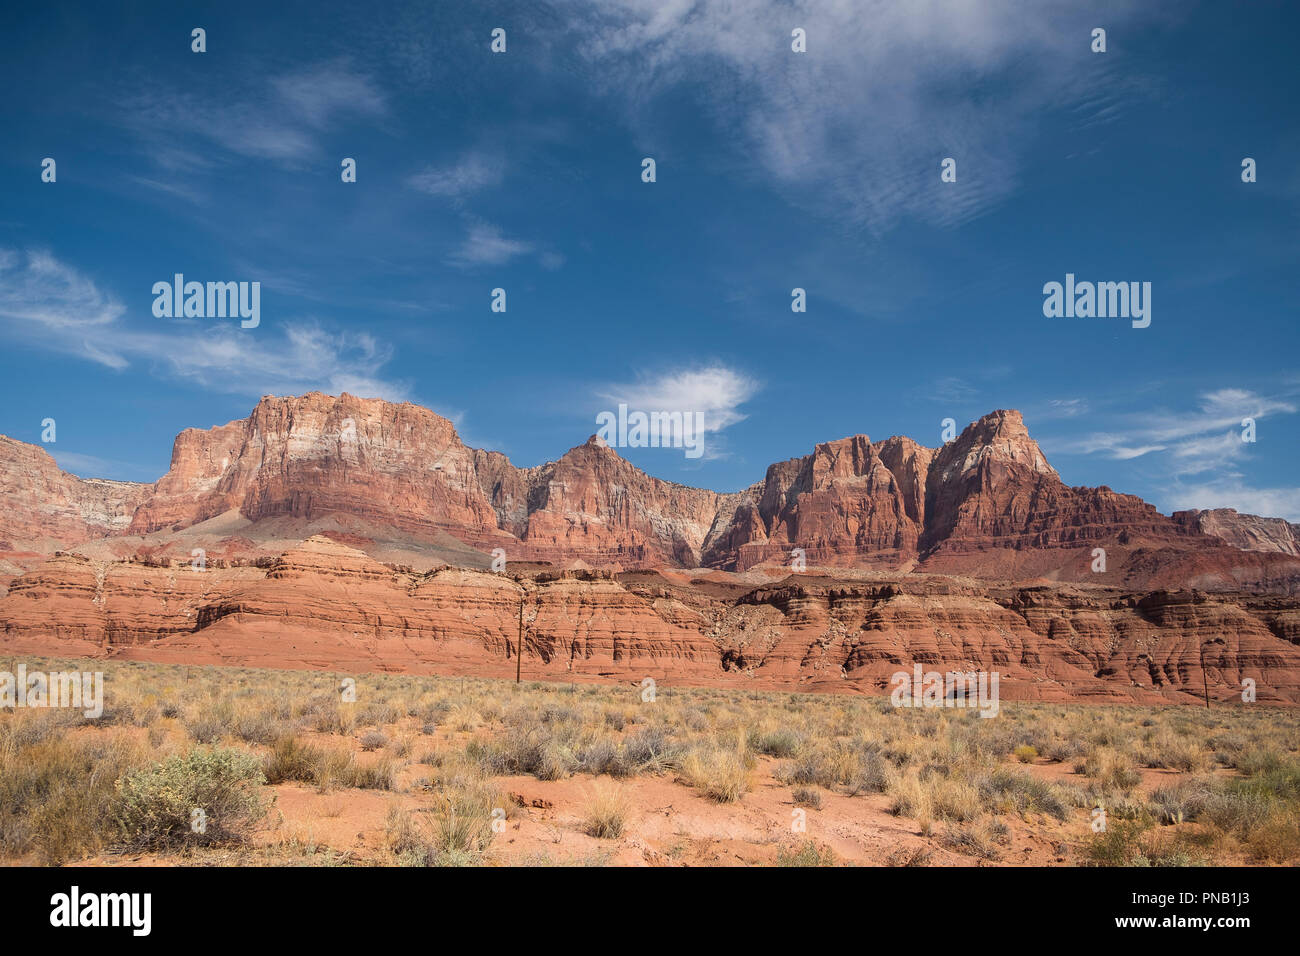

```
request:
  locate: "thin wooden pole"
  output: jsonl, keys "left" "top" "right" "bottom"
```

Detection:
{"left": 517, "top": 594, "right": 523, "bottom": 684}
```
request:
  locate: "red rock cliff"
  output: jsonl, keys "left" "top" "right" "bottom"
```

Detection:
{"left": 2, "top": 395, "right": 1297, "bottom": 590}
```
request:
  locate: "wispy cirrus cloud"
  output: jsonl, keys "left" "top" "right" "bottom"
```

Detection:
{"left": 121, "top": 60, "right": 387, "bottom": 170}
{"left": 271, "top": 64, "right": 387, "bottom": 128}
{"left": 409, "top": 151, "right": 506, "bottom": 200}
{"left": 1043, "top": 398, "right": 1090, "bottom": 419}
{"left": 447, "top": 220, "right": 564, "bottom": 270}
{"left": 1045, "top": 388, "right": 1298, "bottom": 488}
{"left": 0, "top": 249, "right": 409, "bottom": 402}
{"left": 448, "top": 222, "right": 534, "bottom": 267}
{"left": 0, "top": 249, "right": 124, "bottom": 333}
{"left": 555, "top": 0, "right": 1163, "bottom": 234}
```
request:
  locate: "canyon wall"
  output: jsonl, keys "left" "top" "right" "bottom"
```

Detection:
{"left": 1, "top": 536, "right": 1296, "bottom": 704}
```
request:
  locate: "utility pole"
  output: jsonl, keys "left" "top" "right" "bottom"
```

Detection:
{"left": 516, "top": 593, "right": 524, "bottom": 684}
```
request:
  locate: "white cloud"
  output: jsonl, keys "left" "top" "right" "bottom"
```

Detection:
{"left": 1170, "top": 431, "right": 1245, "bottom": 464}
{"left": 597, "top": 364, "right": 760, "bottom": 434}
{"left": 1052, "top": 388, "right": 1296, "bottom": 475}
{"left": 0, "top": 250, "right": 124, "bottom": 331}
{"left": 1144, "top": 388, "right": 1294, "bottom": 445}
{"left": 1048, "top": 431, "right": 1166, "bottom": 460}
{"left": 137, "top": 323, "right": 407, "bottom": 401}
{"left": 1044, "top": 398, "right": 1089, "bottom": 419}
{"left": 556, "top": 0, "right": 1161, "bottom": 233}
{"left": 448, "top": 222, "right": 535, "bottom": 267}
{"left": 409, "top": 152, "right": 505, "bottom": 199}
{"left": 0, "top": 249, "right": 409, "bottom": 402}
{"left": 271, "top": 64, "right": 387, "bottom": 129}
{"left": 1111, "top": 444, "right": 1168, "bottom": 462}
{"left": 123, "top": 61, "right": 386, "bottom": 168}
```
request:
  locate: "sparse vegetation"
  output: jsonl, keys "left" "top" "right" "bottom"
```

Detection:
{"left": 678, "top": 735, "right": 754, "bottom": 803}
{"left": 114, "top": 747, "right": 268, "bottom": 849}
{"left": 1, "top": 654, "right": 1297, "bottom": 866}
{"left": 582, "top": 783, "right": 630, "bottom": 839}
{"left": 942, "top": 817, "right": 1008, "bottom": 860}
{"left": 386, "top": 784, "right": 499, "bottom": 866}
{"left": 792, "top": 786, "right": 822, "bottom": 809}
{"left": 776, "top": 840, "right": 837, "bottom": 866}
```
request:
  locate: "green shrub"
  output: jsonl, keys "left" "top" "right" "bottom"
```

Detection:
{"left": 776, "top": 841, "right": 836, "bottom": 867}
{"left": 114, "top": 747, "right": 267, "bottom": 849}
{"left": 1083, "top": 818, "right": 1153, "bottom": 866}
{"left": 978, "top": 767, "right": 1069, "bottom": 820}
{"left": 751, "top": 728, "right": 805, "bottom": 758}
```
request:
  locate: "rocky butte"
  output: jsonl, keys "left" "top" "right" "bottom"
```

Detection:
{"left": 1, "top": 391, "right": 1298, "bottom": 703}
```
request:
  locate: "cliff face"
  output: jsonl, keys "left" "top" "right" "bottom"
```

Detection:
{"left": 0, "top": 435, "right": 149, "bottom": 549}
{"left": 119, "top": 394, "right": 724, "bottom": 567}
{"left": 701, "top": 435, "right": 933, "bottom": 571}
{"left": 698, "top": 410, "right": 1274, "bottom": 588}
{"left": 5, "top": 396, "right": 1298, "bottom": 700}
{"left": 125, "top": 394, "right": 510, "bottom": 549}
{"left": 515, "top": 436, "right": 726, "bottom": 567}
{"left": 0, "top": 537, "right": 724, "bottom": 680}
{"left": 1, "top": 394, "right": 1297, "bottom": 591}
{"left": 1174, "top": 508, "right": 1300, "bottom": 556}
{"left": 2, "top": 536, "right": 1297, "bottom": 704}
{"left": 915, "top": 410, "right": 1229, "bottom": 583}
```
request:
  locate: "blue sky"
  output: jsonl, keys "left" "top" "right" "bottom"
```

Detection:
{"left": 1, "top": 1, "right": 1298, "bottom": 519}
